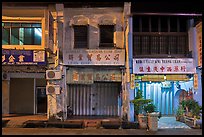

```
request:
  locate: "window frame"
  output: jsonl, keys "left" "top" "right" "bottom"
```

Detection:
{"left": 99, "top": 25, "right": 115, "bottom": 48}
{"left": 73, "top": 25, "right": 89, "bottom": 49}
{"left": 133, "top": 15, "right": 189, "bottom": 57}
{"left": 2, "top": 16, "right": 45, "bottom": 50}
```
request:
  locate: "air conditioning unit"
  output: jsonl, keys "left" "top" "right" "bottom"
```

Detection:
{"left": 46, "top": 70, "right": 62, "bottom": 80}
{"left": 2, "top": 73, "right": 10, "bottom": 80}
{"left": 46, "top": 84, "right": 61, "bottom": 95}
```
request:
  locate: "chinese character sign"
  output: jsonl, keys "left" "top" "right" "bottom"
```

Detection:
{"left": 67, "top": 68, "right": 94, "bottom": 84}
{"left": 133, "top": 58, "right": 195, "bottom": 74}
{"left": 194, "top": 73, "right": 198, "bottom": 90}
{"left": 2, "top": 49, "right": 46, "bottom": 65}
{"left": 196, "top": 22, "right": 202, "bottom": 67}
{"left": 67, "top": 68, "right": 122, "bottom": 84}
{"left": 64, "top": 49, "right": 125, "bottom": 65}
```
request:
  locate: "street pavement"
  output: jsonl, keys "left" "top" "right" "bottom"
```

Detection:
{"left": 2, "top": 114, "right": 202, "bottom": 135}
{"left": 2, "top": 127, "right": 202, "bottom": 135}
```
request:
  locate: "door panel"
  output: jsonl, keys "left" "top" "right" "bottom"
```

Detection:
{"left": 36, "top": 87, "right": 47, "bottom": 114}
{"left": 94, "top": 82, "right": 120, "bottom": 116}
{"left": 67, "top": 84, "right": 93, "bottom": 115}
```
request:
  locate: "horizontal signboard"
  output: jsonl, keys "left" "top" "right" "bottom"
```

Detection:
{"left": 67, "top": 68, "right": 122, "bottom": 84}
{"left": 133, "top": 58, "right": 195, "bottom": 74}
{"left": 2, "top": 49, "right": 46, "bottom": 65}
{"left": 64, "top": 49, "right": 125, "bottom": 66}
{"left": 165, "top": 75, "right": 189, "bottom": 81}
{"left": 141, "top": 75, "right": 165, "bottom": 82}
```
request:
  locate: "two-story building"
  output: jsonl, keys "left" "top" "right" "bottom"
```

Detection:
{"left": 2, "top": 2, "right": 58, "bottom": 116}
{"left": 128, "top": 1, "right": 202, "bottom": 121}
{"left": 56, "top": 2, "right": 131, "bottom": 120}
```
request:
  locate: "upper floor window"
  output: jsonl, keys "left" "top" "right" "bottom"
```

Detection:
{"left": 2, "top": 22, "right": 42, "bottom": 45}
{"left": 99, "top": 25, "right": 114, "bottom": 48}
{"left": 133, "top": 16, "right": 187, "bottom": 32}
{"left": 133, "top": 16, "right": 189, "bottom": 57}
{"left": 74, "top": 25, "right": 88, "bottom": 48}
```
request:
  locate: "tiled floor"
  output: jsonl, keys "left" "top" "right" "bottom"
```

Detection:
{"left": 158, "top": 116, "right": 191, "bottom": 129}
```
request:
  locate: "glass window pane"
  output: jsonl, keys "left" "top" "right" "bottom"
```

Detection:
{"left": 2, "top": 28, "right": 10, "bottom": 45}
{"left": 11, "top": 28, "right": 19, "bottom": 45}
{"left": 12, "top": 23, "right": 21, "bottom": 27}
{"left": 24, "top": 28, "right": 33, "bottom": 45}
{"left": 3, "top": 22, "right": 42, "bottom": 45}
{"left": 21, "top": 23, "right": 31, "bottom": 27}
{"left": 32, "top": 23, "right": 41, "bottom": 27}
{"left": 4, "top": 22, "right": 11, "bottom": 27}
{"left": 19, "top": 28, "right": 24, "bottom": 45}
{"left": 34, "top": 28, "right": 42, "bottom": 45}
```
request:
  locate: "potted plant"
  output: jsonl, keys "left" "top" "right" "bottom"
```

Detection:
{"left": 144, "top": 103, "right": 156, "bottom": 114}
{"left": 175, "top": 107, "right": 185, "bottom": 122}
{"left": 181, "top": 99, "right": 202, "bottom": 118}
{"left": 180, "top": 99, "right": 202, "bottom": 128}
{"left": 131, "top": 89, "right": 152, "bottom": 129}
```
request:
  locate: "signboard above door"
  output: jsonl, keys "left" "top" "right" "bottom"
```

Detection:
{"left": 133, "top": 58, "right": 195, "bottom": 74}
{"left": 64, "top": 49, "right": 125, "bottom": 66}
{"left": 2, "top": 49, "right": 46, "bottom": 65}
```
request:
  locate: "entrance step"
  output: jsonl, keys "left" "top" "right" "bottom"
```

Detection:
{"left": 84, "top": 120, "right": 101, "bottom": 128}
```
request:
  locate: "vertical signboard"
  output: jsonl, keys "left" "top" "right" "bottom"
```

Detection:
{"left": 196, "top": 22, "right": 202, "bottom": 67}
{"left": 194, "top": 73, "right": 198, "bottom": 90}
{"left": 130, "top": 74, "right": 135, "bottom": 89}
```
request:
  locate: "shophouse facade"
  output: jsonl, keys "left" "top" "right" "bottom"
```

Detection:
{"left": 128, "top": 2, "right": 202, "bottom": 121}
{"left": 2, "top": 2, "right": 59, "bottom": 116}
{"left": 53, "top": 2, "right": 132, "bottom": 120}
{"left": 2, "top": 2, "right": 201, "bottom": 123}
{"left": 2, "top": 2, "right": 133, "bottom": 121}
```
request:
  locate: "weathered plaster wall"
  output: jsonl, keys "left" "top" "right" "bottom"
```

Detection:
{"left": 63, "top": 7, "right": 124, "bottom": 51}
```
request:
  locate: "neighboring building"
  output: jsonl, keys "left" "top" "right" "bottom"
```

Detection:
{"left": 129, "top": 1, "right": 202, "bottom": 121}
{"left": 2, "top": 2, "right": 132, "bottom": 121}
{"left": 57, "top": 2, "right": 131, "bottom": 120}
{"left": 193, "top": 21, "right": 202, "bottom": 106}
{"left": 2, "top": 2, "right": 58, "bottom": 116}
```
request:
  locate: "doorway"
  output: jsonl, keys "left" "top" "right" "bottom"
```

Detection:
{"left": 36, "top": 87, "right": 47, "bottom": 114}
{"left": 67, "top": 82, "right": 120, "bottom": 116}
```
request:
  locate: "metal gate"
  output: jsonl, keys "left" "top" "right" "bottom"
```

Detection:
{"left": 67, "top": 82, "right": 120, "bottom": 116}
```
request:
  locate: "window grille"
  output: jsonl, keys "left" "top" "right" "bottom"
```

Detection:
{"left": 133, "top": 16, "right": 188, "bottom": 57}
